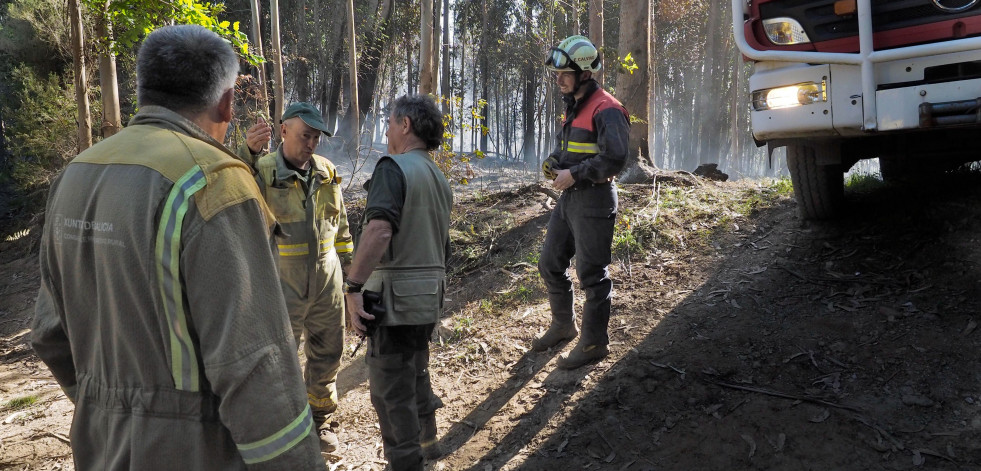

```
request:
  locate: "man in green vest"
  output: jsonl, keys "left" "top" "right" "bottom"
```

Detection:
{"left": 240, "top": 103, "right": 353, "bottom": 453}
{"left": 345, "top": 95, "right": 452, "bottom": 471}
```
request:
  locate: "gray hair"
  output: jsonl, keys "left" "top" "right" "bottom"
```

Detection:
{"left": 392, "top": 95, "right": 444, "bottom": 151}
{"left": 136, "top": 25, "right": 239, "bottom": 113}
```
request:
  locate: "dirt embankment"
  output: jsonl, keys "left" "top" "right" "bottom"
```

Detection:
{"left": 1, "top": 170, "right": 980, "bottom": 471}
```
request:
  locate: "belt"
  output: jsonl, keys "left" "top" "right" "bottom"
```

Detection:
{"left": 568, "top": 176, "right": 614, "bottom": 191}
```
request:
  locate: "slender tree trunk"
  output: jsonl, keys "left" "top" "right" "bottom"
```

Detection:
{"left": 440, "top": 0, "right": 451, "bottom": 107}
{"left": 249, "top": 0, "right": 269, "bottom": 118}
{"left": 347, "top": 0, "right": 360, "bottom": 158}
{"left": 69, "top": 0, "right": 91, "bottom": 151}
{"left": 295, "top": 0, "right": 310, "bottom": 102}
{"left": 479, "top": 2, "right": 489, "bottom": 152}
{"left": 589, "top": 0, "right": 603, "bottom": 86}
{"left": 571, "top": 0, "right": 580, "bottom": 34}
{"left": 419, "top": 0, "right": 434, "bottom": 94}
{"left": 616, "top": 0, "right": 655, "bottom": 183}
{"left": 271, "top": 0, "right": 285, "bottom": 142}
{"left": 521, "top": 3, "right": 536, "bottom": 167}
{"left": 431, "top": 0, "right": 440, "bottom": 95}
{"left": 95, "top": 0, "right": 120, "bottom": 138}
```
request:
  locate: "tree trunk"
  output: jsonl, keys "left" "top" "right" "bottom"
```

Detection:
{"left": 419, "top": 0, "right": 434, "bottom": 94}
{"left": 616, "top": 0, "right": 655, "bottom": 184}
{"left": 354, "top": 0, "right": 393, "bottom": 124}
{"left": 95, "top": 0, "right": 120, "bottom": 138}
{"left": 295, "top": 0, "right": 310, "bottom": 102}
{"left": 571, "top": 0, "right": 580, "bottom": 34}
{"left": 440, "top": 0, "right": 451, "bottom": 104}
{"left": 69, "top": 0, "right": 91, "bottom": 151}
{"left": 346, "top": 0, "right": 360, "bottom": 158}
{"left": 431, "top": 0, "right": 440, "bottom": 96}
{"left": 249, "top": 0, "right": 269, "bottom": 119}
{"left": 589, "top": 0, "right": 603, "bottom": 86}
{"left": 521, "top": 3, "right": 536, "bottom": 167}
{"left": 270, "top": 0, "right": 285, "bottom": 142}
{"left": 478, "top": 1, "right": 489, "bottom": 153}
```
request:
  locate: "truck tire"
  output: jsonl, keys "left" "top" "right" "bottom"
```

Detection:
{"left": 786, "top": 144, "right": 844, "bottom": 220}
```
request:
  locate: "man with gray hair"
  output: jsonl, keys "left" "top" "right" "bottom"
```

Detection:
{"left": 31, "top": 25, "right": 324, "bottom": 469}
{"left": 346, "top": 94, "right": 452, "bottom": 471}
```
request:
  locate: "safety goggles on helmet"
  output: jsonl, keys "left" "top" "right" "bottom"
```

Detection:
{"left": 545, "top": 47, "right": 582, "bottom": 72}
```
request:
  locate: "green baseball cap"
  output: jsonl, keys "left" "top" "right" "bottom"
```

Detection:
{"left": 282, "top": 102, "right": 332, "bottom": 136}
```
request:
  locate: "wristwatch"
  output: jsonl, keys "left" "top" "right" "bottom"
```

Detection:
{"left": 343, "top": 280, "right": 364, "bottom": 294}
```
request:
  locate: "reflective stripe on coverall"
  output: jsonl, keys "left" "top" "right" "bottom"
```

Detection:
{"left": 256, "top": 147, "right": 353, "bottom": 421}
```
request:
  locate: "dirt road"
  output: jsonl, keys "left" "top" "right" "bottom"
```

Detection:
{"left": 1, "top": 171, "right": 979, "bottom": 470}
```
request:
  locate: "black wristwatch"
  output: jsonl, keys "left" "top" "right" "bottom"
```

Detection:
{"left": 343, "top": 280, "right": 364, "bottom": 294}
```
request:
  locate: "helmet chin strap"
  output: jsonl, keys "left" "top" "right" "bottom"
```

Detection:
{"left": 568, "top": 71, "right": 592, "bottom": 98}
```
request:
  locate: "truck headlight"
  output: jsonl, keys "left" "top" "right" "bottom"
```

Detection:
{"left": 751, "top": 81, "right": 827, "bottom": 111}
{"left": 762, "top": 18, "right": 810, "bottom": 45}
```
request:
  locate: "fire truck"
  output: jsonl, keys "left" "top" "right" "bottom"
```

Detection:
{"left": 733, "top": 0, "right": 981, "bottom": 219}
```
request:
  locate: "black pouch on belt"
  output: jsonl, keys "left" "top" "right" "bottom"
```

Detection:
{"left": 361, "top": 290, "right": 386, "bottom": 337}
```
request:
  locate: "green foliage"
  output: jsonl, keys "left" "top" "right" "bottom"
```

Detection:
{"left": 3, "top": 395, "right": 39, "bottom": 411}
{"left": 769, "top": 177, "right": 794, "bottom": 196}
{"left": 84, "top": 0, "right": 262, "bottom": 65}
{"left": 448, "top": 315, "right": 474, "bottom": 342}
{"left": 613, "top": 214, "right": 644, "bottom": 260}
{"left": 2, "top": 65, "right": 76, "bottom": 190}
{"left": 431, "top": 95, "right": 495, "bottom": 185}
{"left": 618, "top": 52, "right": 639, "bottom": 75}
{"left": 845, "top": 171, "right": 884, "bottom": 192}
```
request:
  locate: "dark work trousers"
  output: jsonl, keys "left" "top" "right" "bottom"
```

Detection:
{"left": 367, "top": 327, "right": 442, "bottom": 471}
{"left": 538, "top": 182, "right": 617, "bottom": 346}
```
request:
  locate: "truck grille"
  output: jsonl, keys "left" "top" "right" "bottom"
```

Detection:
{"left": 760, "top": 0, "right": 981, "bottom": 44}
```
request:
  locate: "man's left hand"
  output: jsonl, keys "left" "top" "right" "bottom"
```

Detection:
{"left": 552, "top": 169, "right": 575, "bottom": 191}
{"left": 345, "top": 292, "right": 374, "bottom": 336}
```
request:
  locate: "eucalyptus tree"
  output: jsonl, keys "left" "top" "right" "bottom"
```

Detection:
{"left": 615, "top": 0, "right": 655, "bottom": 183}
{"left": 588, "top": 0, "right": 602, "bottom": 85}
{"left": 69, "top": 0, "right": 91, "bottom": 150}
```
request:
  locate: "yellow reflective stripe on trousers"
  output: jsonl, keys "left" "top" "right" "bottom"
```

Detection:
{"left": 334, "top": 240, "right": 353, "bottom": 254}
{"left": 156, "top": 166, "right": 207, "bottom": 391}
{"left": 278, "top": 243, "right": 309, "bottom": 256}
{"left": 565, "top": 141, "right": 600, "bottom": 153}
{"left": 237, "top": 404, "right": 314, "bottom": 464}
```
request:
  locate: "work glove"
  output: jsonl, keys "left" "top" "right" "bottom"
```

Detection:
{"left": 542, "top": 155, "right": 559, "bottom": 180}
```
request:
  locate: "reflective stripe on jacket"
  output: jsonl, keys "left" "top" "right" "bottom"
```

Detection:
{"left": 30, "top": 106, "right": 323, "bottom": 470}
{"left": 553, "top": 80, "right": 631, "bottom": 183}
{"left": 255, "top": 149, "right": 353, "bottom": 270}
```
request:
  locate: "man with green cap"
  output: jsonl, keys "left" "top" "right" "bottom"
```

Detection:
{"left": 240, "top": 103, "right": 353, "bottom": 453}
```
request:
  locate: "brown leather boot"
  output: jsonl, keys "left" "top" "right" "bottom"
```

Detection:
{"left": 556, "top": 342, "right": 608, "bottom": 369}
{"left": 419, "top": 412, "right": 441, "bottom": 460}
{"left": 531, "top": 323, "right": 578, "bottom": 351}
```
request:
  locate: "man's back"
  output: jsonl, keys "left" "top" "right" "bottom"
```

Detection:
{"left": 32, "top": 108, "right": 323, "bottom": 470}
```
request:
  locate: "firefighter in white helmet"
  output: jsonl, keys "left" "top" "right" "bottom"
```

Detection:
{"left": 534, "top": 35, "right": 630, "bottom": 369}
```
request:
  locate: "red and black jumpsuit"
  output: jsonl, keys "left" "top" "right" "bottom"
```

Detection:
{"left": 539, "top": 79, "right": 630, "bottom": 346}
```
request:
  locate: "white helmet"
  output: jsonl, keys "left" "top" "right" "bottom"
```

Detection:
{"left": 545, "top": 35, "right": 602, "bottom": 73}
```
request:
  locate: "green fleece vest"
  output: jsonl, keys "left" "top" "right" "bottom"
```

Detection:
{"left": 364, "top": 149, "right": 453, "bottom": 325}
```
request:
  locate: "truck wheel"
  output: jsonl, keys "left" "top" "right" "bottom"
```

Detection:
{"left": 786, "top": 144, "right": 844, "bottom": 220}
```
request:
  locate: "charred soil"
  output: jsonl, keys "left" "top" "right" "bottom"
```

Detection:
{"left": 1, "top": 170, "right": 980, "bottom": 470}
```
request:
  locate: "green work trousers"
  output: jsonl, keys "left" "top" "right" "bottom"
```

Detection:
{"left": 367, "top": 333, "right": 442, "bottom": 471}
{"left": 281, "top": 254, "right": 345, "bottom": 424}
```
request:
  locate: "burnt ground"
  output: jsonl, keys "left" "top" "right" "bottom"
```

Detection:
{"left": 1, "top": 168, "right": 980, "bottom": 471}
